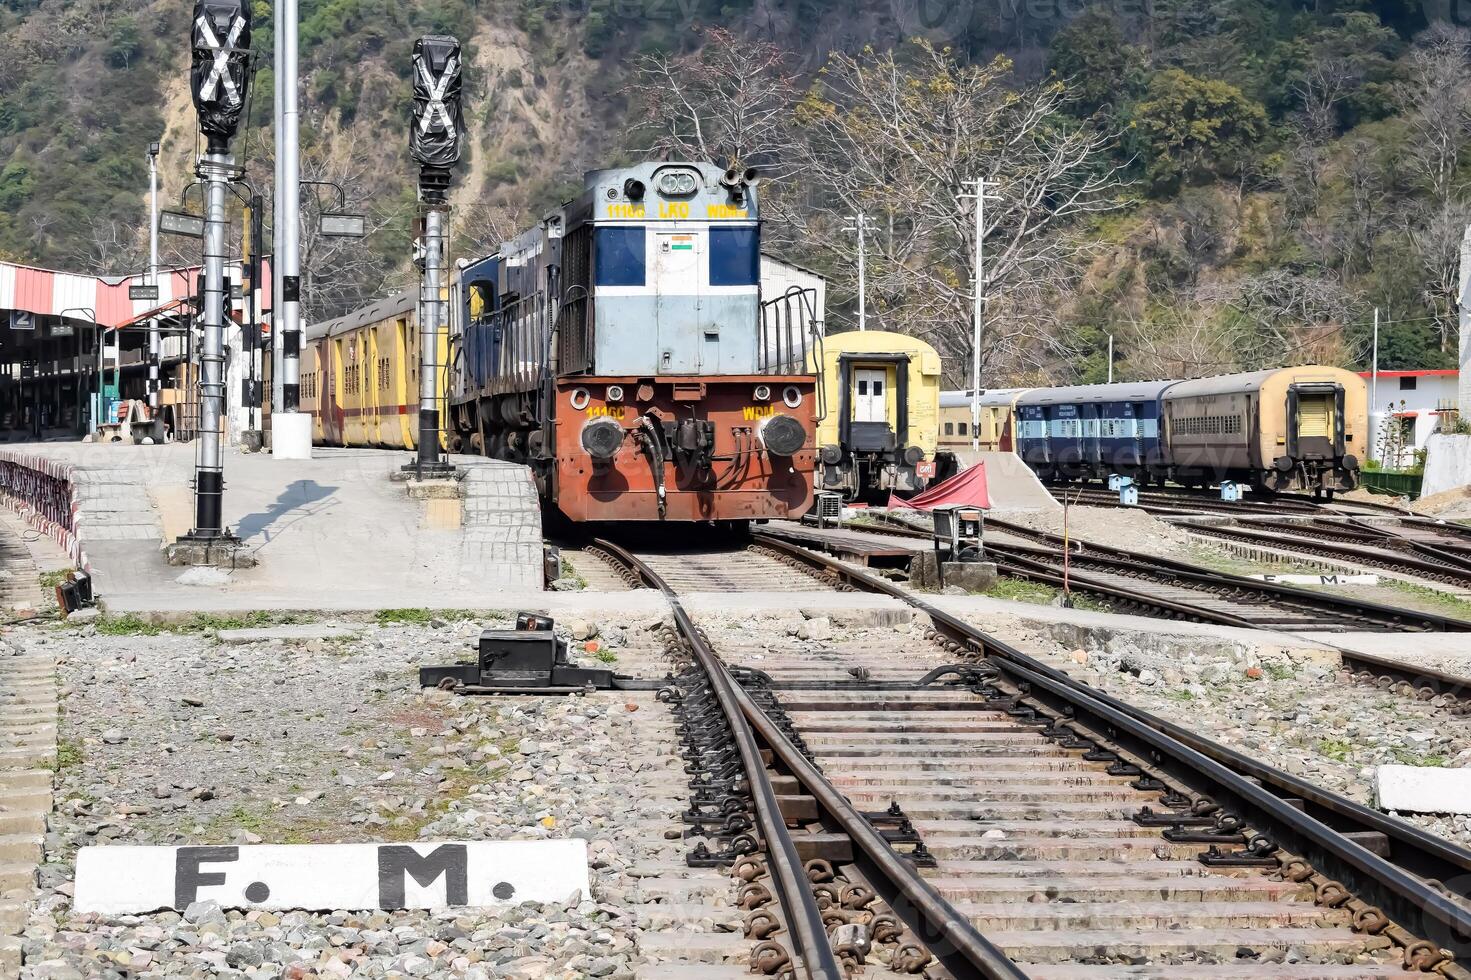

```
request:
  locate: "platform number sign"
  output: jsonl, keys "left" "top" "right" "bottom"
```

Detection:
{"left": 916, "top": 460, "right": 937, "bottom": 480}
{"left": 74, "top": 840, "right": 589, "bottom": 915}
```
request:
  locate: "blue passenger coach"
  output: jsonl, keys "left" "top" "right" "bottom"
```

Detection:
{"left": 1015, "top": 381, "right": 1177, "bottom": 483}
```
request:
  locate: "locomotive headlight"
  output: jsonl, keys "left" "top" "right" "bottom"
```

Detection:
{"left": 759, "top": 413, "right": 806, "bottom": 457}
{"left": 782, "top": 386, "right": 803, "bottom": 409}
{"left": 657, "top": 170, "right": 698, "bottom": 196}
{"left": 753, "top": 384, "right": 771, "bottom": 402}
{"left": 607, "top": 384, "right": 625, "bottom": 402}
{"left": 581, "top": 418, "right": 624, "bottom": 460}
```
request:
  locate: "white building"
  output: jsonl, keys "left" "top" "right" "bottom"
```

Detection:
{"left": 1362, "top": 369, "right": 1460, "bottom": 468}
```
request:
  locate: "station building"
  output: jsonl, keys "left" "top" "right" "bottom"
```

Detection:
{"left": 1361, "top": 368, "right": 1460, "bottom": 468}
{"left": 0, "top": 259, "right": 267, "bottom": 443}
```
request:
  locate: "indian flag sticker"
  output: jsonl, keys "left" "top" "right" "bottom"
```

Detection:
{"left": 671, "top": 235, "right": 694, "bottom": 251}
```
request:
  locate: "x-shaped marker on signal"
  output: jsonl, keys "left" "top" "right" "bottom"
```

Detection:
{"left": 416, "top": 55, "right": 460, "bottom": 138}
{"left": 195, "top": 14, "right": 246, "bottom": 107}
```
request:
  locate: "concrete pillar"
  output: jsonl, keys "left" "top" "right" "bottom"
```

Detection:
{"left": 1458, "top": 225, "right": 1471, "bottom": 416}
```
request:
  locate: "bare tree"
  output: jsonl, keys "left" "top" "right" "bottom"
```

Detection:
{"left": 1395, "top": 24, "right": 1471, "bottom": 206}
{"left": 1404, "top": 198, "right": 1471, "bottom": 352}
{"left": 1118, "top": 290, "right": 1245, "bottom": 378}
{"left": 294, "top": 137, "right": 406, "bottom": 322}
{"left": 791, "top": 40, "right": 1130, "bottom": 379}
{"left": 627, "top": 27, "right": 802, "bottom": 179}
{"left": 71, "top": 218, "right": 147, "bottom": 276}
{"left": 1198, "top": 269, "right": 1365, "bottom": 367}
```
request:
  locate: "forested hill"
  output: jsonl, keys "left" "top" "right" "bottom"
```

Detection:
{"left": 0, "top": 0, "right": 1466, "bottom": 383}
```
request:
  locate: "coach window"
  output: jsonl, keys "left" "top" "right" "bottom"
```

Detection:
{"left": 709, "top": 227, "right": 760, "bottom": 286}
{"left": 958, "top": 421, "right": 968, "bottom": 435}
{"left": 945, "top": 422, "right": 954, "bottom": 435}
{"left": 595, "top": 226, "right": 646, "bottom": 286}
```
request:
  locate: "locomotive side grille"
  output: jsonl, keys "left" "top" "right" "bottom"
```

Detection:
{"left": 559, "top": 224, "right": 593, "bottom": 375}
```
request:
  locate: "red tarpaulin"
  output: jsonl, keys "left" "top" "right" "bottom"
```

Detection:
{"left": 888, "top": 462, "right": 991, "bottom": 510}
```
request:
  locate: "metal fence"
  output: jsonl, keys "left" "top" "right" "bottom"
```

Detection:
{"left": 1360, "top": 469, "right": 1422, "bottom": 499}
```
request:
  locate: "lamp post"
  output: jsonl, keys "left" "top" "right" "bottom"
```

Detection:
{"left": 405, "top": 35, "right": 464, "bottom": 478}
{"left": 147, "top": 142, "right": 162, "bottom": 412}
{"left": 182, "top": 0, "right": 251, "bottom": 545}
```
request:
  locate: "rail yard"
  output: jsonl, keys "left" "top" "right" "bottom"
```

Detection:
{"left": 4, "top": 1, "right": 1471, "bottom": 978}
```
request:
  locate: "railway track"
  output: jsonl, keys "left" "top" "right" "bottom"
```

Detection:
{"left": 839, "top": 513, "right": 1471, "bottom": 708}
{"left": 1061, "top": 486, "right": 1406, "bottom": 520}
{"left": 587, "top": 536, "right": 1471, "bottom": 978}
{"left": 1181, "top": 520, "right": 1471, "bottom": 590}
{"left": 842, "top": 513, "right": 1471, "bottom": 635}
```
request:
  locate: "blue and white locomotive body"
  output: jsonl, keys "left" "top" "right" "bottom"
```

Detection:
{"left": 446, "top": 160, "right": 819, "bottom": 523}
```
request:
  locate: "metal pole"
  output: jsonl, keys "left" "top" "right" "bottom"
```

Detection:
{"left": 147, "top": 145, "right": 161, "bottom": 412}
{"left": 416, "top": 206, "right": 445, "bottom": 472}
{"left": 270, "top": 10, "right": 284, "bottom": 422}
{"left": 972, "top": 178, "right": 984, "bottom": 455}
{"left": 1107, "top": 333, "right": 1114, "bottom": 384}
{"left": 192, "top": 152, "right": 230, "bottom": 537}
{"left": 856, "top": 213, "right": 866, "bottom": 332}
{"left": 271, "top": 0, "right": 310, "bottom": 458}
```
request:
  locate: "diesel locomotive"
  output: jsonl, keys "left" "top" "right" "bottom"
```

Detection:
{"left": 296, "top": 160, "right": 821, "bottom": 525}
{"left": 944, "top": 366, "right": 1366, "bottom": 494}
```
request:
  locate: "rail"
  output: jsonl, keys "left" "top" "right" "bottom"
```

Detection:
{"left": 589, "top": 539, "right": 845, "bottom": 980}
{"left": 594, "top": 537, "right": 1030, "bottom": 980}
{"left": 859, "top": 511, "right": 1471, "bottom": 632}
{"left": 751, "top": 531, "right": 1471, "bottom": 973}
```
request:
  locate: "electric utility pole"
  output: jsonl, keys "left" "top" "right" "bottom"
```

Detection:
{"left": 959, "top": 177, "right": 1000, "bottom": 454}
{"left": 405, "top": 35, "right": 464, "bottom": 478}
{"left": 178, "top": 0, "right": 251, "bottom": 550}
{"left": 842, "top": 213, "right": 870, "bottom": 331}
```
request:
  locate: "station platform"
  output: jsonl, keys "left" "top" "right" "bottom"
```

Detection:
{"left": 0, "top": 442, "right": 543, "bottom": 611}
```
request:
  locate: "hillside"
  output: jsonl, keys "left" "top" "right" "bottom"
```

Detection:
{"left": 0, "top": 0, "right": 1466, "bottom": 385}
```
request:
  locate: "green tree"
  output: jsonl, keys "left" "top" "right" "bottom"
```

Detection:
{"left": 1132, "top": 68, "right": 1268, "bottom": 194}
{"left": 1047, "top": 8, "right": 1146, "bottom": 118}
{"left": 105, "top": 16, "right": 141, "bottom": 69}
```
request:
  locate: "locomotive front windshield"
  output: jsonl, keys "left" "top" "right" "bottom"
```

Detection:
{"left": 592, "top": 224, "right": 760, "bottom": 288}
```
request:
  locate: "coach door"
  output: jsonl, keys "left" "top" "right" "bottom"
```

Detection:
{"left": 1288, "top": 383, "right": 1343, "bottom": 460}
{"left": 854, "top": 368, "right": 887, "bottom": 423}
{"left": 654, "top": 230, "right": 703, "bottom": 372}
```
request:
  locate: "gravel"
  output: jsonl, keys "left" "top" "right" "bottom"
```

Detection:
{"left": 17, "top": 614, "right": 672, "bottom": 979}
{"left": 977, "top": 618, "right": 1471, "bottom": 848}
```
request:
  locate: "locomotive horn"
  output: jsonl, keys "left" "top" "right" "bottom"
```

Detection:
{"left": 721, "top": 167, "right": 742, "bottom": 187}
{"left": 742, "top": 166, "right": 760, "bottom": 186}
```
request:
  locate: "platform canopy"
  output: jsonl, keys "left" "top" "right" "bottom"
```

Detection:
{"left": 0, "top": 260, "right": 202, "bottom": 328}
